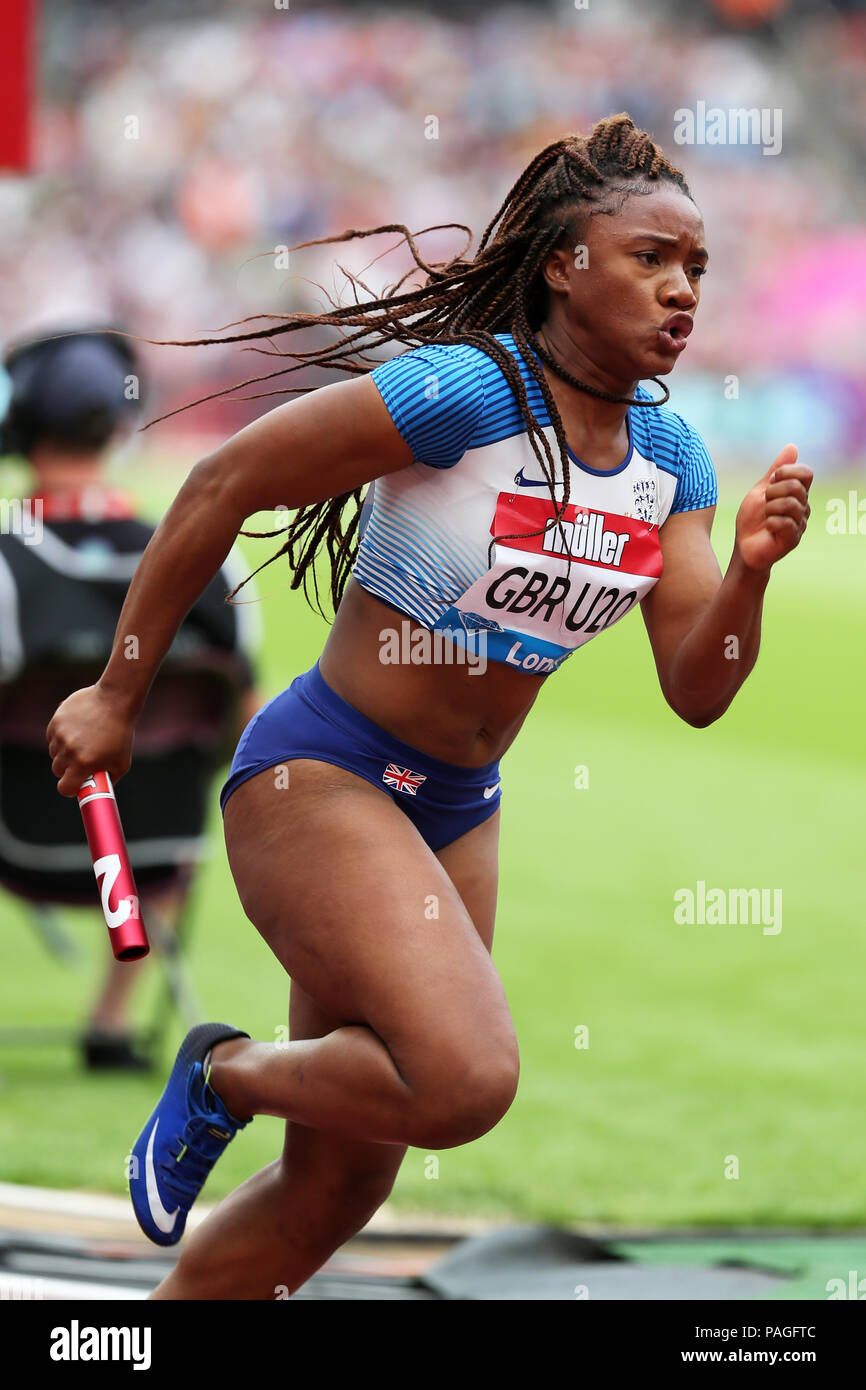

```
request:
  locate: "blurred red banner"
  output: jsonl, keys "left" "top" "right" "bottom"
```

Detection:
{"left": 0, "top": 0, "right": 35, "bottom": 172}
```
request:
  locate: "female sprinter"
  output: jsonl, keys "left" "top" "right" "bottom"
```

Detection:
{"left": 47, "top": 115, "right": 812, "bottom": 1299}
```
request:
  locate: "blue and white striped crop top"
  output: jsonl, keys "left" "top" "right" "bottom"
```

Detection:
{"left": 354, "top": 332, "right": 717, "bottom": 675}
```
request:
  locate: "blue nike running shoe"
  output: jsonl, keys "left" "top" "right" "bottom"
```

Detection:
{"left": 128, "top": 1022, "right": 251, "bottom": 1246}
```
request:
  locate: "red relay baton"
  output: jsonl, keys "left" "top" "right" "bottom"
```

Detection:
{"left": 77, "top": 771, "right": 149, "bottom": 961}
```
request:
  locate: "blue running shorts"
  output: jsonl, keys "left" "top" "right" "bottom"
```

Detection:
{"left": 219, "top": 660, "right": 502, "bottom": 852}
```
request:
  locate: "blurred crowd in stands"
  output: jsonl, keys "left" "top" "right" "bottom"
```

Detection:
{"left": 1, "top": 0, "right": 865, "bottom": 465}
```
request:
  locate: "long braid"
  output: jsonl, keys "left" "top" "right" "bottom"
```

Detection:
{"left": 146, "top": 113, "right": 691, "bottom": 616}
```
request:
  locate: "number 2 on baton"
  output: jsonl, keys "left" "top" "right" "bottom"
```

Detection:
{"left": 77, "top": 772, "right": 149, "bottom": 961}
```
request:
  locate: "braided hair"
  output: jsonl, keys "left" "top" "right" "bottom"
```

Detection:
{"left": 157, "top": 113, "right": 693, "bottom": 616}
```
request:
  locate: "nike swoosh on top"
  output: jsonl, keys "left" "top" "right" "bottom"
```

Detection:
{"left": 145, "top": 1118, "right": 180, "bottom": 1234}
{"left": 483, "top": 784, "right": 501, "bottom": 798}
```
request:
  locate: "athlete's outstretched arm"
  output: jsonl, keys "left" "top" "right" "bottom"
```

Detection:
{"left": 641, "top": 445, "right": 813, "bottom": 728}
{"left": 46, "top": 375, "right": 414, "bottom": 795}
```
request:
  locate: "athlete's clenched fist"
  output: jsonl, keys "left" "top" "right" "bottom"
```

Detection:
{"left": 46, "top": 684, "right": 135, "bottom": 798}
{"left": 735, "top": 444, "right": 813, "bottom": 573}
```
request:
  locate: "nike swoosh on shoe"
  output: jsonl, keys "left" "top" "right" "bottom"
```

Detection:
{"left": 145, "top": 1118, "right": 180, "bottom": 1236}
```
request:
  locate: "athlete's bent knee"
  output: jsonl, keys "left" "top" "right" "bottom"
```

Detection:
{"left": 409, "top": 1057, "right": 519, "bottom": 1150}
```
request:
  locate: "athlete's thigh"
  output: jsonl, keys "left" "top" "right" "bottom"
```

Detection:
{"left": 222, "top": 759, "right": 516, "bottom": 1076}
{"left": 277, "top": 807, "right": 500, "bottom": 1187}
{"left": 278, "top": 808, "right": 501, "bottom": 1179}
{"left": 434, "top": 807, "right": 500, "bottom": 953}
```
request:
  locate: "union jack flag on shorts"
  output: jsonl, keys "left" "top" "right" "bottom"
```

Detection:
{"left": 382, "top": 763, "right": 427, "bottom": 796}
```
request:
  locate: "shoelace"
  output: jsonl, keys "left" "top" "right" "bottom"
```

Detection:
{"left": 159, "top": 1117, "right": 234, "bottom": 1201}
{"left": 156, "top": 1064, "right": 237, "bottom": 1202}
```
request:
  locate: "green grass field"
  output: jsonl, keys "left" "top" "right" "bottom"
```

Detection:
{"left": 0, "top": 464, "right": 862, "bottom": 1228}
